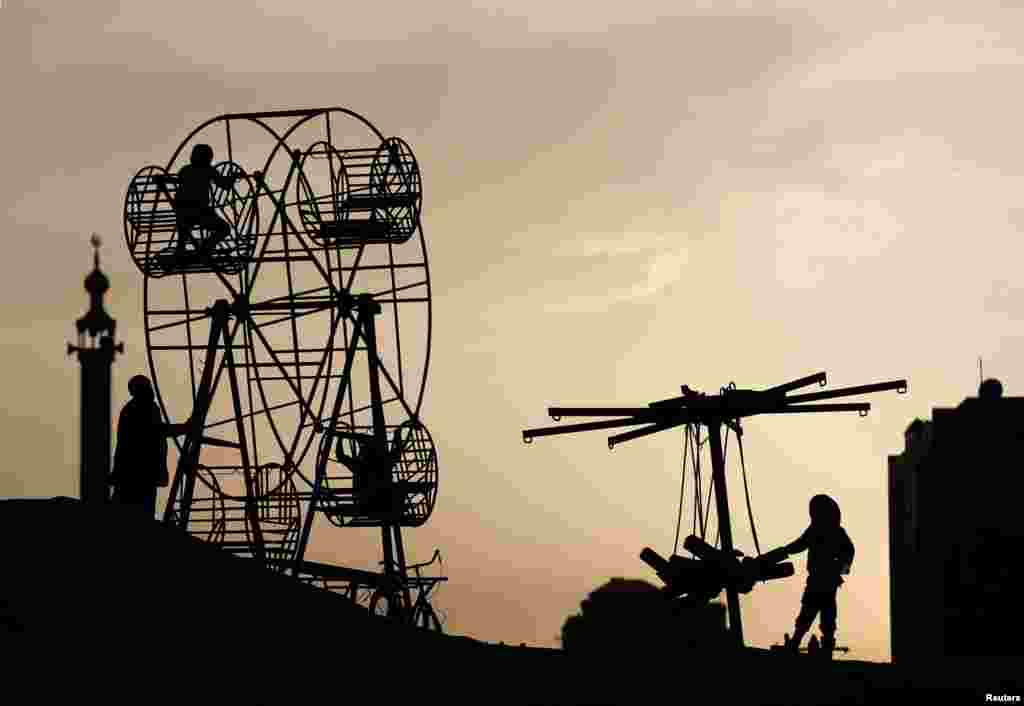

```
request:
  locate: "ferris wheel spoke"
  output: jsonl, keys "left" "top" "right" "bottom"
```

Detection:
{"left": 250, "top": 302, "right": 335, "bottom": 330}
{"left": 247, "top": 321, "right": 321, "bottom": 423}
{"left": 300, "top": 396, "right": 399, "bottom": 429}
{"left": 283, "top": 310, "right": 350, "bottom": 465}
{"left": 147, "top": 310, "right": 211, "bottom": 334}
{"left": 364, "top": 280, "right": 429, "bottom": 299}
{"left": 354, "top": 324, "right": 417, "bottom": 423}
{"left": 250, "top": 174, "right": 337, "bottom": 298}
{"left": 203, "top": 397, "right": 305, "bottom": 432}
{"left": 384, "top": 240, "right": 406, "bottom": 399}
{"left": 344, "top": 245, "right": 368, "bottom": 292}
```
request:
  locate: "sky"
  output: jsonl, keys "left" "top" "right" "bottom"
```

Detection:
{"left": 3, "top": 0, "right": 1024, "bottom": 662}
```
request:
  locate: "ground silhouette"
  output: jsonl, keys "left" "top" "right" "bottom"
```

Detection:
{"left": 2, "top": 498, "right": 1018, "bottom": 704}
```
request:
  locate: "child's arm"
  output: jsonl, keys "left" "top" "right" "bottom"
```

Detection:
{"left": 784, "top": 527, "right": 810, "bottom": 555}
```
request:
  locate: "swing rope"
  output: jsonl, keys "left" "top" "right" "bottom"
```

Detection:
{"left": 674, "top": 417, "right": 763, "bottom": 560}
{"left": 672, "top": 425, "right": 689, "bottom": 556}
{"left": 734, "top": 422, "right": 762, "bottom": 557}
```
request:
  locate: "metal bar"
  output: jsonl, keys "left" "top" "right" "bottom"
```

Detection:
{"left": 606, "top": 418, "right": 690, "bottom": 449}
{"left": 163, "top": 301, "right": 231, "bottom": 528}
{"left": 331, "top": 262, "right": 428, "bottom": 273}
{"left": 247, "top": 300, "right": 339, "bottom": 311}
{"left": 149, "top": 312, "right": 210, "bottom": 334}
{"left": 199, "top": 436, "right": 241, "bottom": 449}
{"left": 229, "top": 361, "right": 328, "bottom": 368}
{"left": 392, "top": 525, "right": 413, "bottom": 619}
{"left": 292, "top": 318, "right": 363, "bottom": 575}
{"left": 368, "top": 279, "right": 430, "bottom": 299}
{"left": 224, "top": 336, "right": 266, "bottom": 565}
{"left": 763, "top": 402, "right": 870, "bottom": 415}
{"left": 256, "top": 374, "right": 352, "bottom": 381}
{"left": 522, "top": 417, "right": 651, "bottom": 442}
{"left": 548, "top": 407, "right": 659, "bottom": 419}
{"left": 225, "top": 108, "right": 328, "bottom": 120}
{"left": 369, "top": 297, "right": 431, "bottom": 305}
{"left": 783, "top": 379, "right": 908, "bottom": 405}
{"left": 147, "top": 308, "right": 214, "bottom": 317}
{"left": 708, "top": 422, "right": 743, "bottom": 647}
{"left": 361, "top": 299, "right": 397, "bottom": 594}
{"left": 283, "top": 304, "right": 351, "bottom": 476}
{"left": 149, "top": 345, "right": 247, "bottom": 351}
{"left": 648, "top": 393, "right": 699, "bottom": 409}
{"left": 298, "top": 396, "right": 399, "bottom": 429}
{"left": 252, "top": 304, "right": 336, "bottom": 329}
{"left": 764, "top": 372, "right": 827, "bottom": 395}
{"left": 246, "top": 324, "right": 321, "bottom": 423}
{"left": 386, "top": 239, "right": 405, "bottom": 402}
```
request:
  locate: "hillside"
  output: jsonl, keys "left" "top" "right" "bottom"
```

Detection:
{"left": 1, "top": 498, "right": 1018, "bottom": 704}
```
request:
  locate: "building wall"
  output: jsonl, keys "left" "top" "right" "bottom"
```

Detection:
{"left": 888, "top": 398, "right": 1024, "bottom": 661}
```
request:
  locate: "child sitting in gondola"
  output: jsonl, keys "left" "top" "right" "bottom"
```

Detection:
{"left": 335, "top": 427, "right": 406, "bottom": 517}
{"left": 156, "top": 143, "right": 243, "bottom": 260}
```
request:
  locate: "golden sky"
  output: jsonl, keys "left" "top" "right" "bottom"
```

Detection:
{"left": 4, "top": 0, "right": 1023, "bottom": 661}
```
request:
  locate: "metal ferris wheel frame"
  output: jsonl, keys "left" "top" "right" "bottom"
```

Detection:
{"left": 125, "top": 107, "right": 442, "bottom": 624}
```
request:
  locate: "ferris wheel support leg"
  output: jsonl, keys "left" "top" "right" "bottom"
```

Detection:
{"left": 357, "top": 297, "right": 409, "bottom": 602}
{"left": 390, "top": 524, "right": 413, "bottom": 616}
{"left": 708, "top": 420, "right": 744, "bottom": 648}
{"left": 290, "top": 312, "right": 365, "bottom": 576}
{"left": 163, "top": 300, "right": 231, "bottom": 528}
{"left": 223, "top": 326, "right": 266, "bottom": 566}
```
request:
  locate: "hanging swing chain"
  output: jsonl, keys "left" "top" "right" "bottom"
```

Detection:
{"left": 692, "top": 424, "right": 702, "bottom": 539}
{"left": 733, "top": 419, "right": 762, "bottom": 557}
{"left": 672, "top": 425, "right": 690, "bottom": 556}
{"left": 673, "top": 412, "right": 763, "bottom": 560}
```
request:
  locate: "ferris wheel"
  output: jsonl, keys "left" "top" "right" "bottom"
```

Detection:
{"left": 123, "top": 108, "right": 442, "bottom": 624}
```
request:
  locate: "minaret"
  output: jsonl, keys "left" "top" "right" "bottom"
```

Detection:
{"left": 68, "top": 235, "right": 123, "bottom": 504}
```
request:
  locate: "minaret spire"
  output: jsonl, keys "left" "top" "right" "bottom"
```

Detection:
{"left": 69, "top": 234, "right": 123, "bottom": 504}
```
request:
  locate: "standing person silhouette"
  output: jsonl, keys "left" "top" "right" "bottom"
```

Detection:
{"left": 110, "top": 375, "right": 190, "bottom": 519}
{"left": 172, "top": 144, "right": 241, "bottom": 260}
{"left": 776, "top": 494, "right": 855, "bottom": 655}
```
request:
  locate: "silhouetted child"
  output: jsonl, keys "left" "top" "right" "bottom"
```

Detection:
{"left": 335, "top": 427, "right": 405, "bottom": 517}
{"left": 172, "top": 144, "right": 240, "bottom": 259}
{"left": 779, "top": 494, "right": 855, "bottom": 654}
{"left": 110, "top": 375, "right": 190, "bottom": 519}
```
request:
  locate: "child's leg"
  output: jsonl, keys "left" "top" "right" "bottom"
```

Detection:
{"left": 792, "top": 585, "right": 820, "bottom": 647}
{"left": 198, "top": 210, "right": 231, "bottom": 254}
{"left": 820, "top": 588, "right": 838, "bottom": 649}
{"left": 175, "top": 213, "right": 200, "bottom": 253}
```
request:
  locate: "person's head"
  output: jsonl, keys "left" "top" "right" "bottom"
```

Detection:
{"left": 809, "top": 494, "right": 840, "bottom": 528}
{"left": 979, "top": 378, "right": 1004, "bottom": 400}
{"left": 190, "top": 143, "right": 214, "bottom": 167}
{"left": 128, "top": 375, "right": 153, "bottom": 401}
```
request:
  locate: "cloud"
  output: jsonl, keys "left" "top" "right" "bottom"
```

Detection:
{"left": 543, "top": 233, "right": 690, "bottom": 312}
{"left": 796, "top": 16, "right": 1024, "bottom": 89}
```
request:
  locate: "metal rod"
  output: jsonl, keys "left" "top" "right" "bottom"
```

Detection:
{"left": 548, "top": 407, "right": 660, "bottom": 418}
{"left": 523, "top": 417, "right": 652, "bottom": 442}
{"left": 163, "top": 300, "right": 231, "bottom": 528}
{"left": 224, "top": 330, "right": 267, "bottom": 565}
{"left": 783, "top": 379, "right": 907, "bottom": 405}
{"left": 764, "top": 372, "right": 827, "bottom": 395}
{"left": 606, "top": 418, "right": 691, "bottom": 449}
{"left": 708, "top": 421, "right": 743, "bottom": 647}
{"left": 764, "top": 402, "right": 870, "bottom": 415}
